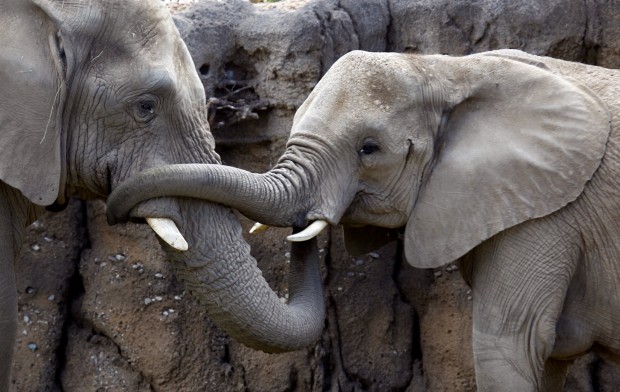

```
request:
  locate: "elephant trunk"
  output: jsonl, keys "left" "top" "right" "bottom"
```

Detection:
{"left": 106, "top": 162, "right": 311, "bottom": 228}
{"left": 144, "top": 198, "right": 325, "bottom": 352}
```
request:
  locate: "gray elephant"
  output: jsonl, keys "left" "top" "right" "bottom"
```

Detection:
{"left": 0, "top": 0, "right": 325, "bottom": 389}
{"left": 107, "top": 49, "right": 620, "bottom": 391}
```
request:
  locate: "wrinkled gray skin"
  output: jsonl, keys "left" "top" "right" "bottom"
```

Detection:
{"left": 108, "top": 50, "right": 620, "bottom": 391}
{"left": 0, "top": 1, "right": 324, "bottom": 390}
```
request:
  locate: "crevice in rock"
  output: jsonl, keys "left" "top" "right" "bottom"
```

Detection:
{"left": 590, "top": 355, "right": 602, "bottom": 391}
{"left": 393, "top": 239, "right": 424, "bottom": 385}
{"left": 207, "top": 48, "right": 268, "bottom": 130}
{"left": 56, "top": 202, "right": 155, "bottom": 391}
{"left": 473, "top": 21, "right": 490, "bottom": 47}
{"left": 322, "top": 233, "right": 353, "bottom": 391}
{"left": 385, "top": 0, "right": 394, "bottom": 51}
{"left": 53, "top": 200, "right": 89, "bottom": 390}
{"left": 335, "top": 0, "right": 360, "bottom": 51}
{"left": 445, "top": 10, "right": 473, "bottom": 54}
{"left": 582, "top": 0, "right": 601, "bottom": 65}
{"left": 312, "top": 8, "right": 328, "bottom": 75}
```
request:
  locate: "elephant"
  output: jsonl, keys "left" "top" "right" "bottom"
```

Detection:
{"left": 0, "top": 0, "right": 325, "bottom": 389}
{"left": 106, "top": 49, "right": 620, "bottom": 391}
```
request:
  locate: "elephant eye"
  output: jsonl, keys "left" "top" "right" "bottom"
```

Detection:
{"left": 140, "top": 102, "right": 154, "bottom": 113}
{"left": 135, "top": 100, "right": 156, "bottom": 122}
{"left": 360, "top": 141, "right": 380, "bottom": 155}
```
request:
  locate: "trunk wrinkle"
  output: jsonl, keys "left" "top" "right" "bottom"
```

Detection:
{"left": 168, "top": 201, "right": 325, "bottom": 353}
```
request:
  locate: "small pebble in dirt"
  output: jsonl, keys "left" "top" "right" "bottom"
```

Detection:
{"left": 23, "top": 315, "right": 30, "bottom": 324}
{"left": 163, "top": 310, "right": 169, "bottom": 316}
{"left": 43, "top": 236, "right": 53, "bottom": 243}
{"left": 115, "top": 253, "right": 127, "bottom": 261}
{"left": 47, "top": 295, "right": 55, "bottom": 301}
{"left": 31, "top": 244, "right": 41, "bottom": 252}
{"left": 368, "top": 252, "right": 380, "bottom": 259}
{"left": 446, "top": 264, "right": 459, "bottom": 272}
{"left": 174, "top": 295, "right": 182, "bottom": 301}
{"left": 434, "top": 270, "right": 443, "bottom": 278}
{"left": 27, "top": 343, "right": 37, "bottom": 352}
{"left": 144, "top": 298, "right": 152, "bottom": 305}
{"left": 155, "top": 273, "right": 164, "bottom": 279}
{"left": 155, "top": 296, "right": 163, "bottom": 302}
{"left": 31, "top": 220, "right": 43, "bottom": 229}
{"left": 25, "top": 287, "right": 35, "bottom": 295}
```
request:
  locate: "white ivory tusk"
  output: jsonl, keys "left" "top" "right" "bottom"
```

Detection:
{"left": 249, "top": 222, "right": 270, "bottom": 234}
{"left": 146, "top": 217, "right": 189, "bottom": 251}
{"left": 287, "top": 220, "right": 329, "bottom": 242}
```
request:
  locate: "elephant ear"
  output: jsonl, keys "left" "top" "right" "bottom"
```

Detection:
{"left": 0, "top": 1, "right": 67, "bottom": 206}
{"left": 404, "top": 52, "right": 610, "bottom": 268}
{"left": 342, "top": 226, "right": 400, "bottom": 256}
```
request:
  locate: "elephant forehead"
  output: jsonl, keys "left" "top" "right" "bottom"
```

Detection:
{"left": 323, "top": 52, "right": 417, "bottom": 111}
{"left": 290, "top": 51, "right": 426, "bottom": 140}
{"left": 61, "top": 0, "right": 177, "bottom": 52}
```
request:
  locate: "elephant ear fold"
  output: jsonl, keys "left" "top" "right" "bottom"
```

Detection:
{"left": 0, "top": 1, "right": 67, "bottom": 206}
{"left": 342, "top": 226, "right": 400, "bottom": 256}
{"left": 404, "top": 53, "right": 610, "bottom": 268}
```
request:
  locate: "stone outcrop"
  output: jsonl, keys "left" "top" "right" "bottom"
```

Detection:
{"left": 10, "top": 0, "right": 620, "bottom": 390}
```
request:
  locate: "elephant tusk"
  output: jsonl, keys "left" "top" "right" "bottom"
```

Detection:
{"left": 287, "top": 220, "right": 329, "bottom": 242}
{"left": 249, "top": 222, "right": 270, "bottom": 234}
{"left": 146, "top": 217, "right": 189, "bottom": 251}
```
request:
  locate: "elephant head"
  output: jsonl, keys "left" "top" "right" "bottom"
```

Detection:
{"left": 0, "top": 0, "right": 324, "bottom": 365}
{"left": 105, "top": 50, "right": 609, "bottom": 270}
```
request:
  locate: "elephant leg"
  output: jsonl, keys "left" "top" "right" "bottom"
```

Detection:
{"left": 468, "top": 220, "right": 579, "bottom": 391}
{"left": 0, "top": 187, "right": 25, "bottom": 391}
{"left": 0, "top": 259, "right": 17, "bottom": 392}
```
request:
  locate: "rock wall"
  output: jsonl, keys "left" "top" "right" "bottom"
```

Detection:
{"left": 10, "top": 0, "right": 620, "bottom": 390}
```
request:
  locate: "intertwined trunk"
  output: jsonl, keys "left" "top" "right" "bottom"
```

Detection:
{"left": 106, "top": 162, "right": 311, "bottom": 228}
{"left": 130, "top": 197, "right": 325, "bottom": 352}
